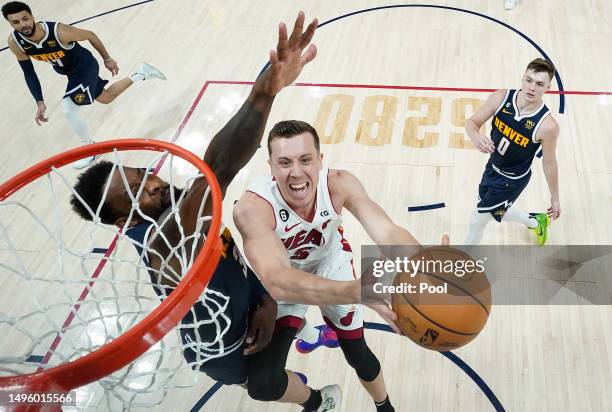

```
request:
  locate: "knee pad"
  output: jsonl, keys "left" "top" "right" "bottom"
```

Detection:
{"left": 339, "top": 337, "right": 381, "bottom": 382}
{"left": 247, "top": 370, "right": 288, "bottom": 401}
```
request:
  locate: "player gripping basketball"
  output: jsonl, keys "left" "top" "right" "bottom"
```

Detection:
{"left": 3, "top": 1, "right": 165, "bottom": 169}
{"left": 463, "top": 58, "right": 561, "bottom": 245}
{"left": 234, "top": 120, "right": 447, "bottom": 412}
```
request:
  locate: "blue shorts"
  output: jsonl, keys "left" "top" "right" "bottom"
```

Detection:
{"left": 477, "top": 166, "right": 531, "bottom": 222}
{"left": 60, "top": 58, "right": 108, "bottom": 105}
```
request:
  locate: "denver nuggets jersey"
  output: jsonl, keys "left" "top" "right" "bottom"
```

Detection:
{"left": 12, "top": 21, "right": 94, "bottom": 74}
{"left": 488, "top": 89, "right": 550, "bottom": 178}
{"left": 125, "top": 223, "right": 267, "bottom": 370}
{"left": 247, "top": 167, "right": 351, "bottom": 272}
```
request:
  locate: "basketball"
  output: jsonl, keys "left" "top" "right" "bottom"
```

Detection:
{"left": 391, "top": 246, "right": 492, "bottom": 351}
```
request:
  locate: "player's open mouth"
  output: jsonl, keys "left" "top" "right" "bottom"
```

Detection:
{"left": 289, "top": 182, "right": 309, "bottom": 194}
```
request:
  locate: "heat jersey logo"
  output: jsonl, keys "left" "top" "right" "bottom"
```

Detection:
{"left": 282, "top": 228, "right": 324, "bottom": 260}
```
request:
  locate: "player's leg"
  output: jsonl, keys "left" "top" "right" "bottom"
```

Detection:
{"left": 319, "top": 252, "right": 394, "bottom": 411}
{"left": 62, "top": 97, "right": 91, "bottom": 145}
{"left": 96, "top": 63, "right": 166, "bottom": 104}
{"left": 464, "top": 209, "right": 493, "bottom": 245}
{"left": 247, "top": 306, "right": 341, "bottom": 410}
{"left": 502, "top": 205, "right": 537, "bottom": 227}
{"left": 499, "top": 173, "right": 550, "bottom": 245}
{"left": 464, "top": 169, "right": 496, "bottom": 245}
{"left": 63, "top": 68, "right": 106, "bottom": 168}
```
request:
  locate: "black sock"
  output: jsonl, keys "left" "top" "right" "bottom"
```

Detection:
{"left": 300, "top": 388, "right": 322, "bottom": 411}
{"left": 375, "top": 395, "right": 394, "bottom": 412}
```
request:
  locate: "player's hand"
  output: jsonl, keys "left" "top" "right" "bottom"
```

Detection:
{"left": 547, "top": 198, "right": 561, "bottom": 220}
{"left": 365, "top": 302, "right": 403, "bottom": 335}
{"left": 35, "top": 101, "right": 48, "bottom": 125}
{"left": 255, "top": 11, "right": 318, "bottom": 97}
{"left": 244, "top": 294, "right": 277, "bottom": 355}
{"left": 473, "top": 135, "right": 495, "bottom": 154}
{"left": 104, "top": 58, "right": 119, "bottom": 76}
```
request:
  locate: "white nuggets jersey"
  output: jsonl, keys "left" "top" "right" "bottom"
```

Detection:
{"left": 247, "top": 167, "right": 352, "bottom": 272}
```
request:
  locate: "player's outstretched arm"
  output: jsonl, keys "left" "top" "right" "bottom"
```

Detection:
{"left": 234, "top": 192, "right": 360, "bottom": 305}
{"left": 538, "top": 117, "right": 561, "bottom": 219}
{"left": 466, "top": 89, "right": 506, "bottom": 154}
{"left": 203, "top": 11, "right": 317, "bottom": 195}
{"left": 8, "top": 36, "right": 47, "bottom": 125}
{"left": 334, "top": 169, "right": 421, "bottom": 248}
{"left": 56, "top": 23, "right": 118, "bottom": 76}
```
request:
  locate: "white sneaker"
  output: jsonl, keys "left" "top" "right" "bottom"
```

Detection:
{"left": 136, "top": 62, "right": 166, "bottom": 81}
{"left": 316, "top": 385, "right": 342, "bottom": 412}
{"left": 72, "top": 155, "right": 98, "bottom": 169}
{"left": 504, "top": 0, "right": 517, "bottom": 10}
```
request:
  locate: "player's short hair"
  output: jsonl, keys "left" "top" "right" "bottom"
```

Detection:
{"left": 526, "top": 58, "right": 556, "bottom": 82}
{"left": 70, "top": 161, "right": 119, "bottom": 224}
{"left": 267, "top": 120, "right": 320, "bottom": 155}
{"left": 2, "top": 1, "right": 31, "bottom": 19}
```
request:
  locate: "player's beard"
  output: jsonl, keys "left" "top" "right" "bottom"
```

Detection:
{"left": 20, "top": 23, "right": 36, "bottom": 37}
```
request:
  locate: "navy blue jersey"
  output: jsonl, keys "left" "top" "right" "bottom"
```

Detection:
{"left": 12, "top": 21, "right": 96, "bottom": 75}
{"left": 125, "top": 223, "right": 268, "bottom": 375}
{"left": 488, "top": 89, "right": 550, "bottom": 179}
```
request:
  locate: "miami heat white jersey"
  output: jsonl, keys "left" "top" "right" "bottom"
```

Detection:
{"left": 247, "top": 167, "right": 351, "bottom": 272}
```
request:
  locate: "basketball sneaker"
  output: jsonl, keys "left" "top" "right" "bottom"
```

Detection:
{"left": 136, "top": 62, "right": 167, "bottom": 81}
{"left": 295, "top": 372, "right": 308, "bottom": 384}
{"left": 531, "top": 212, "right": 550, "bottom": 246}
{"left": 295, "top": 325, "right": 339, "bottom": 354}
{"left": 72, "top": 155, "right": 98, "bottom": 169}
{"left": 504, "top": 0, "right": 517, "bottom": 10}
{"left": 317, "top": 384, "right": 342, "bottom": 412}
{"left": 73, "top": 141, "right": 98, "bottom": 169}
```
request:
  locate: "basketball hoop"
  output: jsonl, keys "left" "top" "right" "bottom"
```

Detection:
{"left": 0, "top": 140, "right": 223, "bottom": 411}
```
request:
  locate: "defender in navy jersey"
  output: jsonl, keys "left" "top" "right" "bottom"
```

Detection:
{"left": 464, "top": 58, "right": 561, "bottom": 245}
{"left": 3, "top": 1, "right": 164, "bottom": 169}
{"left": 68, "top": 12, "right": 344, "bottom": 408}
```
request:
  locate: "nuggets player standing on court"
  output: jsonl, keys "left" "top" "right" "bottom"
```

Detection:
{"left": 463, "top": 58, "right": 561, "bottom": 245}
{"left": 2, "top": 1, "right": 165, "bottom": 168}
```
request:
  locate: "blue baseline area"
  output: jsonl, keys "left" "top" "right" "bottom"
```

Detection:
{"left": 192, "top": 322, "right": 505, "bottom": 411}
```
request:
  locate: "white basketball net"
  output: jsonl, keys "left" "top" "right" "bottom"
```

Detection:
{"left": 0, "top": 148, "right": 231, "bottom": 410}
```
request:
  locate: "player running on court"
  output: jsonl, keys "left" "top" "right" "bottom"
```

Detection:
{"left": 463, "top": 58, "right": 561, "bottom": 245}
{"left": 3, "top": 1, "right": 165, "bottom": 168}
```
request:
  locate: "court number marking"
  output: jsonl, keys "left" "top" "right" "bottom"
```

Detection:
{"left": 315, "top": 94, "right": 485, "bottom": 148}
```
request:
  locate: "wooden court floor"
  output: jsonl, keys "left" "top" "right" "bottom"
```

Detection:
{"left": 1, "top": 1, "right": 611, "bottom": 411}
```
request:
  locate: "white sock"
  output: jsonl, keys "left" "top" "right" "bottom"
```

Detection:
{"left": 464, "top": 209, "right": 493, "bottom": 245}
{"left": 503, "top": 206, "right": 538, "bottom": 228}
{"left": 129, "top": 72, "right": 145, "bottom": 83}
{"left": 62, "top": 97, "right": 92, "bottom": 144}
{"left": 296, "top": 321, "right": 320, "bottom": 343}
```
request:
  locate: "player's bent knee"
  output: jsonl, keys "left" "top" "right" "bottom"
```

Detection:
{"left": 95, "top": 91, "right": 114, "bottom": 104}
{"left": 338, "top": 336, "right": 381, "bottom": 382}
{"left": 247, "top": 372, "right": 288, "bottom": 401}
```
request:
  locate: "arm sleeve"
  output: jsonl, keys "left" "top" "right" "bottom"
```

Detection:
{"left": 18, "top": 59, "right": 43, "bottom": 102}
